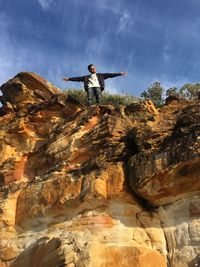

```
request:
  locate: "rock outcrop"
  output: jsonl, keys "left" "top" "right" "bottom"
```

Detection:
{"left": 0, "top": 72, "right": 199, "bottom": 267}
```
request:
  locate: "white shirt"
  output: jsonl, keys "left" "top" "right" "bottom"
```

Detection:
{"left": 88, "top": 73, "right": 100, "bottom": 88}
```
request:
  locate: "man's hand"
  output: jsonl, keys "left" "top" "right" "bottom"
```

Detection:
{"left": 120, "top": 72, "right": 128, "bottom": 76}
{"left": 63, "top": 77, "right": 69, "bottom": 81}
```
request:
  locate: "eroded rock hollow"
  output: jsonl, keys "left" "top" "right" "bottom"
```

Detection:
{"left": 0, "top": 72, "right": 199, "bottom": 267}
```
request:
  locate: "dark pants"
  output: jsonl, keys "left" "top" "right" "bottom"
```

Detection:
{"left": 87, "top": 87, "right": 102, "bottom": 105}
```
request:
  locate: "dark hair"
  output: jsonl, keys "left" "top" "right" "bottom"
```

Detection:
{"left": 88, "top": 64, "right": 95, "bottom": 71}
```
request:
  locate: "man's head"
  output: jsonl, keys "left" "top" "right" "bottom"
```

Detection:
{"left": 88, "top": 64, "right": 96, "bottom": 74}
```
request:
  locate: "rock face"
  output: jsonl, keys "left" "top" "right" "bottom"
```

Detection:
{"left": 0, "top": 72, "right": 199, "bottom": 267}
{"left": 129, "top": 100, "right": 200, "bottom": 206}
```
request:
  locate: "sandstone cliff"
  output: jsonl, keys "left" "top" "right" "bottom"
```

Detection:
{"left": 0, "top": 72, "right": 199, "bottom": 267}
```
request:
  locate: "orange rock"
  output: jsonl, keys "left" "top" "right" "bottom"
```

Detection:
{"left": 0, "top": 72, "right": 199, "bottom": 267}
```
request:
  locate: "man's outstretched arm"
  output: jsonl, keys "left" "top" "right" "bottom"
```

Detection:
{"left": 102, "top": 72, "right": 127, "bottom": 79}
{"left": 63, "top": 76, "right": 85, "bottom": 82}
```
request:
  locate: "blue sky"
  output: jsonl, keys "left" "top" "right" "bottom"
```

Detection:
{"left": 0, "top": 0, "right": 200, "bottom": 96}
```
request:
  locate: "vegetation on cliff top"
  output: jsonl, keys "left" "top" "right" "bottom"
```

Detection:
{"left": 64, "top": 89, "right": 139, "bottom": 106}
{"left": 65, "top": 81, "right": 199, "bottom": 107}
{"left": 141, "top": 82, "right": 200, "bottom": 106}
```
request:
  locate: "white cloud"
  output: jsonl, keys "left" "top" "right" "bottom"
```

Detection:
{"left": 94, "top": 1, "right": 134, "bottom": 35}
{"left": 163, "top": 30, "right": 172, "bottom": 63}
{"left": 116, "top": 11, "right": 133, "bottom": 34}
{"left": 73, "top": 0, "right": 134, "bottom": 34}
{"left": 74, "top": 0, "right": 121, "bottom": 16}
{"left": 37, "top": 0, "right": 53, "bottom": 10}
{"left": 86, "top": 38, "right": 102, "bottom": 61}
{"left": 85, "top": 34, "right": 109, "bottom": 63}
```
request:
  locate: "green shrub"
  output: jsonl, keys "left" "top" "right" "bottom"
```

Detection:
{"left": 64, "top": 88, "right": 139, "bottom": 107}
{"left": 140, "top": 82, "right": 164, "bottom": 107}
{"left": 64, "top": 88, "right": 88, "bottom": 104}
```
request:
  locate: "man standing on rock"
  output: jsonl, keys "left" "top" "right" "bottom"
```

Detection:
{"left": 63, "top": 64, "right": 127, "bottom": 105}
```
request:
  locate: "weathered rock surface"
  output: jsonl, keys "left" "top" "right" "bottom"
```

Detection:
{"left": 129, "top": 100, "right": 200, "bottom": 206}
{"left": 0, "top": 72, "right": 199, "bottom": 267}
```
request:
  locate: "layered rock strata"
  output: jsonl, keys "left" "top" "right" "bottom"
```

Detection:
{"left": 0, "top": 72, "right": 199, "bottom": 267}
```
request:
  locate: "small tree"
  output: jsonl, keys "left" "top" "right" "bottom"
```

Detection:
{"left": 180, "top": 83, "right": 200, "bottom": 100}
{"left": 141, "top": 82, "right": 164, "bottom": 107}
{"left": 166, "top": 87, "right": 178, "bottom": 97}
